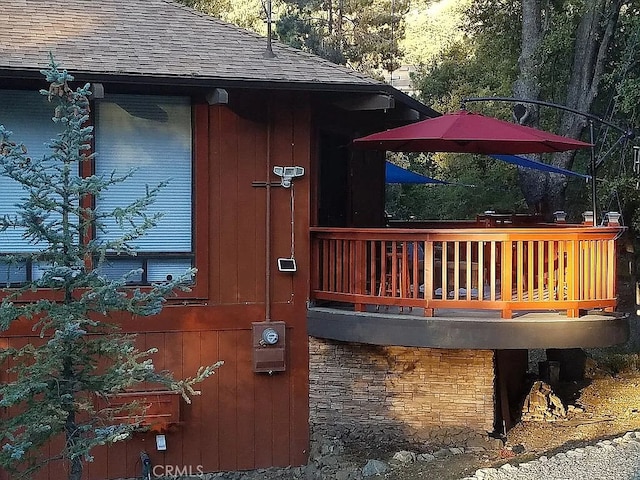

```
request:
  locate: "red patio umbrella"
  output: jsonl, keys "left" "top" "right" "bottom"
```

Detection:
{"left": 352, "top": 110, "right": 592, "bottom": 154}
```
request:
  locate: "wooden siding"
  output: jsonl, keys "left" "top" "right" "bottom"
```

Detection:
{"left": 0, "top": 92, "right": 311, "bottom": 479}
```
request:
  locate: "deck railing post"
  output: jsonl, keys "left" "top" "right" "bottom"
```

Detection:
{"left": 354, "top": 239, "right": 365, "bottom": 312}
{"left": 424, "top": 241, "right": 435, "bottom": 316}
{"left": 501, "top": 240, "right": 513, "bottom": 318}
{"left": 607, "top": 238, "right": 616, "bottom": 300}
{"left": 567, "top": 239, "right": 580, "bottom": 317}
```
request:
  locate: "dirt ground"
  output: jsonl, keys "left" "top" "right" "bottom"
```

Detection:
{"left": 383, "top": 356, "right": 640, "bottom": 480}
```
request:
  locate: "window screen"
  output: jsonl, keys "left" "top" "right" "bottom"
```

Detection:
{"left": 95, "top": 95, "right": 193, "bottom": 282}
{"left": 0, "top": 90, "right": 62, "bottom": 252}
{"left": 0, "top": 90, "right": 194, "bottom": 285}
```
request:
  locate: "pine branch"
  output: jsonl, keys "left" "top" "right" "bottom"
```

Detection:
{"left": 0, "top": 55, "right": 222, "bottom": 479}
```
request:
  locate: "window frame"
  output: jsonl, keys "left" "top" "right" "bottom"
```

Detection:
{"left": 0, "top": 89, "right": 209, "bottom": 301}
{"left": 92, "top": 94, "right": 195, "bottom": 286}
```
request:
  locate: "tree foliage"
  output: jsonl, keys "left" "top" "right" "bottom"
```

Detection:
{"left": 275, "top": 0, "right": 410, "bottom": 76}
{"left": 410, "top": 0, "right": 640, "bottom": 224}
{"left": 0, "top": 58, "right": 222, "bottom": 480}
{"left": 384, "top": 151, "right": 527, "bottom": 220}
{"left": 177, "top": 0, "right": 266, "bottom": 32}
{"left": 595, "top": 4, "right": 640, "bottom": 234}
{"left": 401, "top": 0, "right": 471, "bottom": 66}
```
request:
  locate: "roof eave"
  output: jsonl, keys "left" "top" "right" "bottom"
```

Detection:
{"left": 0, "top": 67, "right": 440, "bottom": 118}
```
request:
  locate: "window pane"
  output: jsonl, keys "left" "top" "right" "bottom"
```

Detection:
{"left": 95, "top": 95, "right": 192, "bottom": 253}
{"left": 0, "top": 90, "right": 62, "bottom": 252}
{"left": 0, "top": 260, "right": 28, "bottom": 285}
{"left": 97, "top": 259, "right": 144, "bottom": 283}
{"left": 31, "top": 262, "right": 52, "bottom": 281}
{"left": 147, "top": 258, "right": 193, "bottom": 283}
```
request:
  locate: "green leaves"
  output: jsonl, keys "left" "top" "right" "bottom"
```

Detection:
{"left": 274, "top": 0, "right": 409, "bottom": 74}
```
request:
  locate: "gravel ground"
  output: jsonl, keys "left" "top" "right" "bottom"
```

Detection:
{"left": 463, "top": 432, "right": 640, "bottom": 480}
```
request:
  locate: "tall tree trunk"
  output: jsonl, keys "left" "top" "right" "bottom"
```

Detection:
{"left": 513, "top": 0, "right": 542, "bottom": 121}
{"left": 516, "top": 0, "right": 625, "bottom": 218}
{"left": 63, "top": 356, "right": 82, "bottom": 480}
{"left": 513, "top": 0, "right": 548, "bottom": 214}
{"left": 66, "top": 410, "right": 82, "bottom": 480}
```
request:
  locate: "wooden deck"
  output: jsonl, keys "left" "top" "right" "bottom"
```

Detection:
{"left": 310, "top": 222, "right": 624, "bottom": 319}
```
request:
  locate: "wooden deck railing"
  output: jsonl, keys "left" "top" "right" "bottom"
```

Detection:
{"left": 310, "top": 225, "right": 625, "bottom": 319}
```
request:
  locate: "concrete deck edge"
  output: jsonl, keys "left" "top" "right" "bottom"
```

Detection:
{"left": 307, "top": 307, "right": 630, "bottom": 349}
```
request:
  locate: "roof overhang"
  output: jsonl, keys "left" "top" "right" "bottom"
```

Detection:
{"left": 0, "top": 67, "right": 439, "bottom": 119}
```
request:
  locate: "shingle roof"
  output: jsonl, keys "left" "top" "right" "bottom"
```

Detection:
{"left": 0, "top": 0, "right": 383, "bottom": 90}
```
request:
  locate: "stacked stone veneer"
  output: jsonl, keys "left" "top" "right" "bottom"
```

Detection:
{"left": 309, "top": 338, "right": 495, "bottom": 445}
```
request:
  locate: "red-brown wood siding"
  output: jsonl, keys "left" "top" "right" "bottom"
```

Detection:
{"left": 0, "top": 92, "right": 311, "bottom": 480}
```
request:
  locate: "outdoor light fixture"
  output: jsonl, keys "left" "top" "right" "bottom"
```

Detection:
{"left": 605, "top": 211, "right": 621, "bottom": 226}
{"left": 582, "top": 211, "right": 594, "bottom": 225}
{"left": 553, "top": 211, "right": 567, "bottom": 223}
{"left": 273, "top": 166, "right": 304, "bottom": 188}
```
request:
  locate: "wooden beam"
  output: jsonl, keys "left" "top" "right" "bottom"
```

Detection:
{"left": 334, "top": 94, "right": 395, "bottom": 111}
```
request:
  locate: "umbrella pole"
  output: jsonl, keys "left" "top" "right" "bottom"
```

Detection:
{"left": 590, "top": 121, "right": 597, "bottom": 226}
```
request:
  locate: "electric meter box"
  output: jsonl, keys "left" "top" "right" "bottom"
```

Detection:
{"left": 252, "top": 321, "right": 286, "bottom": 373}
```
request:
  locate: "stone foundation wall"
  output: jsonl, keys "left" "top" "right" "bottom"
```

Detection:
{"left": 309, "top": 338, "right": 495, "bottom": 445}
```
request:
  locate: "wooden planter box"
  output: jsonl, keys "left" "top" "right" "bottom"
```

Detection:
{"left": 95, "top": 390, "right": 181, "bottom": 433}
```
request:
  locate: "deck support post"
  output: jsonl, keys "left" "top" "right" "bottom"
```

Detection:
{"left": 566, "top": 308, "right": 580, "bottom": 318}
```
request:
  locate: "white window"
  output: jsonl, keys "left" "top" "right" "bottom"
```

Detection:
{"left": 0, "top": 90, "right": 194, "bottom": 285}
{"left": 0, "top": 90, "right": 63, "bottom": 284}
{"left": 0, "top": 90, "right": 63, "bottom": 253}
{"left": 95, "top": 95, "right": 193, "bottom": 282}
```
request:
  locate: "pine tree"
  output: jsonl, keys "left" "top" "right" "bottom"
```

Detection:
{"left": 0, "top": 56, "right": 221, "bottom": 480}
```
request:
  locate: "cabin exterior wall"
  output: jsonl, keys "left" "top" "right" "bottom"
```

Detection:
{"left": 0, "top": 91, "right": 312, "bottom": 479}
